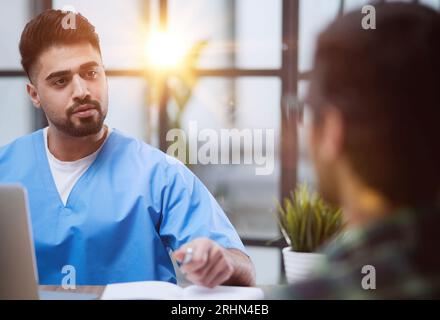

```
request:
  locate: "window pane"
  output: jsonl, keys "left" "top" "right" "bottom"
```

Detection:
{"left": 106, "top": 77, "right": 149, "bottom": 142}
{"left": 167, "top": 77, "right": 281, "bottom": 239}
{"left": 168, "top": 0, "right": 236, "bottom": 69}
{"left": 344, "top": 0, "right": 440, "bottom": 12}
{"left": 235, "top": 0, "right": 282, "bottom": 69}
{"left": 0, "top": 78, "right": 33, "bottom": 146}
{"left": 299, "top": 0, "right": 340, "bottom": 72}
{"left": 246, "top": 246, "right": 282, "bottom": 285}
{"left": 343, "top": 0, "right": 372, "bottom": 12}
{"left": 0, "top": 0, "right": 30, "bottom": 69}
{"left": 53, "top": 0, "right": 147, "bottom": 69}
{"left": 418, "top": 0, "right": 440, "bottom": 10}
{"left": 168, "top": 0, "right": 282, "bottom": 69}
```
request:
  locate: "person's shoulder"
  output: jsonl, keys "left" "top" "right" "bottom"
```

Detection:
{"left": 110, "top": 129, "right": 190, "bottom": 175}
{"left": 111, "top": 129, "right": 169, "bottom": 161}
{"left": 0, "top": 130, "right": 42, "bottom": 159}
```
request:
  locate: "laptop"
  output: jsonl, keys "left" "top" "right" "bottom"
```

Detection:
{"left": 0, "top": 185, "right": 97, "bottom": 300}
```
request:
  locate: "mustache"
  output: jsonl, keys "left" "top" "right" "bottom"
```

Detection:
{"left": 67, "top": 98, "right": 102, "bottom": 116}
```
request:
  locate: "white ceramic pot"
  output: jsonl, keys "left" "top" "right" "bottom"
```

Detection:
{"left": 282, "top": 247, "right": 325, "bottom": 284}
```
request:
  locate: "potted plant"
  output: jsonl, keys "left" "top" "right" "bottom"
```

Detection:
{"left": 275, "top": 184, "right": 344, "bottom": 284}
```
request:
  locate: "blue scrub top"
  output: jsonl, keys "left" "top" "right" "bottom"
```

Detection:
{"left": 0, "top": 129, "right": 247, "bottom": 285}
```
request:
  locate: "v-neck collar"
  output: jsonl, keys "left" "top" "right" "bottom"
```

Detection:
{"left": 33, "top": 128, "right": 115, "bottom": 209}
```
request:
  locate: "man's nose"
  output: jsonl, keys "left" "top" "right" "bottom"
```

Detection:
{"left": 71, "top": 74, "right": 90, "bottom": 101}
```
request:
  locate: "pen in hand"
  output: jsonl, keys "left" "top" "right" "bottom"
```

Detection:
{"left": 181, "top": 247, "right": 193, "bottom": 265}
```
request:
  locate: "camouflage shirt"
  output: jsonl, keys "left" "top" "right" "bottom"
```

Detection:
{"left": 284, "top": 206, "right": 440, "bottom": 299}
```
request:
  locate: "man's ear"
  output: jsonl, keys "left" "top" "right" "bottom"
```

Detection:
{"left": 26, "top": 82, "right": 41, "bottom": 109}
{"left": 319, "top": 106, "right": 344, "bottom": 162}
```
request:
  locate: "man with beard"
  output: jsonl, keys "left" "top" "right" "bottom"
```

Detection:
{"left": 281, "top": 3, "right": 440, "bottom": 299}
{"left": 0, "top": 10, "right": 255, "bottom": 287}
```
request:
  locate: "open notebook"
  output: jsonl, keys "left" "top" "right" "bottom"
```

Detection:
{"left": 101, "top": 281, "right": 264, "bottom": 300}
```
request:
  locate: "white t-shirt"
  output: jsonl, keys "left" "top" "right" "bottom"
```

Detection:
{"left": 44, "top": 127, "right": 111, "bottom": 205}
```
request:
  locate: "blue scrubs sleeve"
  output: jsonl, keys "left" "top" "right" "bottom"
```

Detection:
{"left": 159, "top": 157, "right": 247, "bottom": 256}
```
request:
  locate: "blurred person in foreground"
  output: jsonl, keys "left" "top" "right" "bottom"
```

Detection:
{"left": 286, "top": 2, "right": 440, "bottom": 299}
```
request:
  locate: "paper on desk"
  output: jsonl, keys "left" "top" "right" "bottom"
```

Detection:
{"left": 101, "top": 281, "right": 264, "bottom": 300}
{"left": 182, "top": 285, "right": 264, "bottom": 300}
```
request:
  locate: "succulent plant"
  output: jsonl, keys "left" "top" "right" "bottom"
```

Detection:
{"left": 276, "top": 184, "right": 345, "bottom": 253}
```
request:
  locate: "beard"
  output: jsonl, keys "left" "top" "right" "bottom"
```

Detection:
{"left": 48, "top": 98, "right": 106, "bottom": 137}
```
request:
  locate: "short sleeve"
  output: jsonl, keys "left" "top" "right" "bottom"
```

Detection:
{"left": 158, "top": 157, "right": 247, "bottom": 256}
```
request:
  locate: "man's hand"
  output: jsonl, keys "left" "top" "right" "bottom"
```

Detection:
{"left": 172, "top": 237, "right": 255, "bottom": 288}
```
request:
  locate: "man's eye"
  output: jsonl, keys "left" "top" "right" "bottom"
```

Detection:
{"left": 54, "top": 78, "right": 66, "bottom": 86}
{"left": 86, "top": 70, "right": 98, "bottom": 78}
